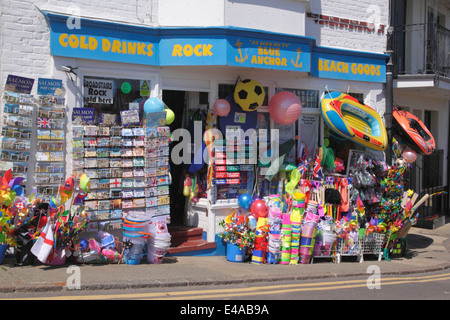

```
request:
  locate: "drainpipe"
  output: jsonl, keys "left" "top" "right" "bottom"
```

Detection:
{"left": 384, "top": 1, "right": 394, "bottom": 166}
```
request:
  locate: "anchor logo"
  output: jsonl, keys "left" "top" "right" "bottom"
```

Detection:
{"left": 291, "top": 47, "right": 303, "bottom": 68}
{"left": 235, "top": 39, "right": 248, "bottom": 63}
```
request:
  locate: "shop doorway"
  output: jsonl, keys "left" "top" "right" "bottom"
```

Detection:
{"left": 162, "top": 90, "right": 209, "bottom": 226}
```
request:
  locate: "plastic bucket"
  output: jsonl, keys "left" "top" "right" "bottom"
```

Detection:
{"left": 45, "top": 248, "right": 66, "bottom": 266}
{"left": 123, "top": 243, "right": 144, "bottom": 265}
{"left": 266, "top": 251, "right": 278, "bottom": 264}
{"left": 251, "top": 249, "right": 265, "bottom": 264}
{"left": 226, "top": 243, "right": 246, "bottom": 262}
{"left": 0, "top": 244, "right": 8, "bottom": 265}
{"left": 299, "top": 245, "right": 313, "bottom": 256}
{"left": 147, "top": 246, "right": 168, "bottom": 264}
{"left": 299, "top": 254, "right": 312, "bottom": 264}
{"left": 307, "top": 212, "right": 320, "bottom": 222}
{"left": 300, "top": 237, "right": 313, "bottom": 246}
{"left": 301, "top": 222, "right": 317, "bottom": 238}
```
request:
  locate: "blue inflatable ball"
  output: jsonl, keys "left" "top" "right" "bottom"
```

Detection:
{"left": 238, "top": 193, "right": 253, "bottom": 210}
{"left": 144, "top": 97, "right": 165, "bottom": 114}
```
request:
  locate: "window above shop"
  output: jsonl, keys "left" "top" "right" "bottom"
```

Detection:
{"left": 275, "top": 88, "right": 320, "bottom": 109}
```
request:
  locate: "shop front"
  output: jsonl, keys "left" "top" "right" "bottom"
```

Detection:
{"left": 49, "top": 10, "right": 391, "bottom": 251}
{"left": 6, "top": 10, "right": 422, "bottom": 266}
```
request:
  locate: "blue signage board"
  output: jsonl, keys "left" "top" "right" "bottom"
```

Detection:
{"left": 5, "top": 75, "right": 35, "bottom": 94}
{"left": 311, "top": 46, "right": 388, "bottom": 83}
{"left": 37, "top": 78, "right": 63, "bottom": 95}
{"left": 226, "top": 35, "right": 311, "bottom": 73}
{"left": 44, "top": 12, "right": 387, "bottom": 83}
{"left": 72, "top": 108, "right": 95, "bottom": 124}
{"left": 159, "top": 37, "right": 227, "bottom": 66}
{"left": 46, "top": 12, "right": 159, "bottom": 66}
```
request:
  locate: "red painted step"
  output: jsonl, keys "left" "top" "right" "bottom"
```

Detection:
{"left": 167, "top": 226, "right": 216, "bottom": 255}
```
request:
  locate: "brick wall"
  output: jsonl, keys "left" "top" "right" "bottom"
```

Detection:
{"left": 306, "top": 0, "right": 389, "bottom": 53}
{"left": 0, "top": 0, "right": 157, "bottom": 90}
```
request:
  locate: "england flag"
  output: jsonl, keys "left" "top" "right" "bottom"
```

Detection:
{"left": 31, "top": 221, "right": 54, "bottom": 263}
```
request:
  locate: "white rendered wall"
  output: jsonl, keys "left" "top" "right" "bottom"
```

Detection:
{"left": 224, "top": 0, "right": 306, "bottom": 36}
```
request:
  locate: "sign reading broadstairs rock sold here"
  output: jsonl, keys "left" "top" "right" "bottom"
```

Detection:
{"left": 83, "top": 78, "right": 114, "bottom": 104}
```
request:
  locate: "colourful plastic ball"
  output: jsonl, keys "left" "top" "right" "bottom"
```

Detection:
{"left": 165, "top": 108, "right": 175, "bottom": 125}
{"left": 144, "top": 97, "right": 165, "bottom": 114}
{"left": 250, "top": 199, "right": 268, "bottom": 219}
{"left": 269, "top": 91, "right": 302, "bottom": 125}
{"left": 213, "top": 99, "right": 231, "bottom": 116}
{"left": 238, "top": 193, "right": 253, "bottom": 210}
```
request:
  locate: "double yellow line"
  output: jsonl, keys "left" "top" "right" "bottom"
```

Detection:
{"left": 11, "top": 272, "right": 450, "bottom": 300}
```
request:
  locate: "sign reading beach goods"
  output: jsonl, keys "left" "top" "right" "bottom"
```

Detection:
{"left": 311, "top": 48, "right": 387, "bottom": 83}
{"left": 226, "top": 36, "right": 311, "bottom": 72}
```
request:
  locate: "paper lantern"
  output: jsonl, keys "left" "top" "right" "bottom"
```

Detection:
{"left": 213, "top": 99, "right": 231, "bottom": 116}
{"left": 402, "top": 149, "right": 417, "bottom": 163}
{"left": 144, "top": 97, "right": 165, "bottom": 114}
{"left": 269, "top": 91, "right": 302, "bottom": 125}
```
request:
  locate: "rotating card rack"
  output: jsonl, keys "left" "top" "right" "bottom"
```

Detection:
{"left": 35, "top": 95, "right": 66, "bottom": 202}
{"left": 0, "top": 92, "right": 35, "bottom": 193}
{"left": 72, "top": 111, "right": 171, "bottom": 232}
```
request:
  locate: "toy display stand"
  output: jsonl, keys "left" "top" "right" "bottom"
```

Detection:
{"left": 360, "top": 232, "right": 386, "bottom": 262}
{"left": 335, "top": 236, "right": 363, "bottom": 264}
{"left": 335, "top": 232, "right": 386, "bottom": 263}
{"left": 311, "top": 243, "right": 338, "bottom": 264}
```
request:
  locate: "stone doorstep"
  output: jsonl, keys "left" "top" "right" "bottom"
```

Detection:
{"left": 167, "top": 226, "right": 217, "bottom": 255}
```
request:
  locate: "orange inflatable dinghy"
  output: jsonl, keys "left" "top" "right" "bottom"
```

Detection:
{"left": 392, "top": 107, "right": 435, "bottom": 155}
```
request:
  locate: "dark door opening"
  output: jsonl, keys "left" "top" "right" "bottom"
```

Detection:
{"left": 163, "top": 90, "right": 186, "bottom": 226}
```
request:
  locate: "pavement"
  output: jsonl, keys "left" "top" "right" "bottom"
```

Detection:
{"left": 1, "top": 223, "right": 450, "bottom": 294}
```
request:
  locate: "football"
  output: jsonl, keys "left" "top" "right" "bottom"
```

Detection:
{"left": 233, "top": 79, "right": 265, "bottom": 112}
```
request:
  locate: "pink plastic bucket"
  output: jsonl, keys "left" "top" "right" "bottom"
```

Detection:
{"left": 45, "top": 248, "right": 66, "bottom": 266}
{"left": 301, "top": 222, "right": 317, "bottom": 238}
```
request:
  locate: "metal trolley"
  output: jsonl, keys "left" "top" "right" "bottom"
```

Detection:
{"left": 334, "top": 232, "right": 386, "bottom": 263}
{"left": 360, "top": 232, "right": 386, "bottom": 262}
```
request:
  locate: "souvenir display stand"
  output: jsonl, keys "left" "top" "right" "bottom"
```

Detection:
{"left": 1, "top": 92, "right": 34, "bottom": 193}
{"left": 35, "top": 95, "right": 66, "bottom": 202}
{"left": 68, "top": 108, "right": 172, "bottom": 264}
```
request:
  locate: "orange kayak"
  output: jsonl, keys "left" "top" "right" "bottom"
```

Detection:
{"left": 393, "top": 108, "right": 435, "bottom": 155}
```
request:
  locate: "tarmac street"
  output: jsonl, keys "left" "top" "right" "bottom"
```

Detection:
{"left": 0, "top": 223, "right": 449, "bottom": 294}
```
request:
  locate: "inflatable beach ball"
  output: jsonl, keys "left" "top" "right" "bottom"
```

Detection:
{"left": 144, "top": 97, "right": 165, "bottom": 114}
{"left": 269, "top": 91, "right": 302, "bottom": 125}
{"left": 213, "top": 99, "right": 231, "bottom": 116}
{"left": 233, "top": 79, "right": 265, "bottom": 112}
{"left": 165, "top": 108, "right": 175, "bottom": 125}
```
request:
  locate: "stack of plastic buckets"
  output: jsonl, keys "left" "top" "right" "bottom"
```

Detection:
{"left": 122, "top": 212, "right": 151, "bottom": 265}
{"left": 279, "top": 213, "right": 292, "bottom": 264}
{"left": 251, "top": 217, "right": 269, "bottom": 264}
{"left": 289, "top": 205, "right": 302, "bottom": 264}
{"left": 299, "top": 201, "right": 320, "bottom": 264}
{"left": 147, "top": 215, "right": 171, "bottom": 264}
{"left": 266, "top": 207, "right": 282, "bottom": 264}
